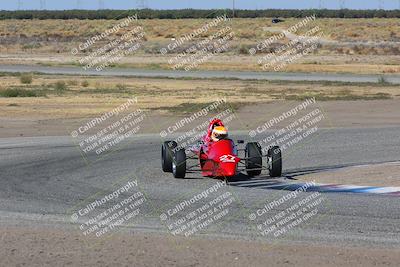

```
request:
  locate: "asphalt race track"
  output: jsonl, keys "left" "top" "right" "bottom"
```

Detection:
{"left": 0, "top": 64, "right": 400, "bottom": 84}
{"left": 1, "top": 127, "right": 400, "bottom": 247}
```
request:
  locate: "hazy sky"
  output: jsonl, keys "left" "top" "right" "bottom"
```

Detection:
{"left": 2, "top": 0, "right": 399, "bottom": 10}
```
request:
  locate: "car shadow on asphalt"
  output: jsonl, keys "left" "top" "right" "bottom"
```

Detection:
{"left": 227, "top": 160, "right": 399, "bottom": 190}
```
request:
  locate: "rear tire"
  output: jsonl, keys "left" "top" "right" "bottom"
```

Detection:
{"left": 268, "top": 146, "right": 282, "bottom": 177}
{"left": 172, "top": 148, "right": 186, "bottom": 179}
{"left": 245, "top": 142, "right": 262, "bottom": 177}
{"left": 162, "top": 141, "right": 177, "bottom": 172}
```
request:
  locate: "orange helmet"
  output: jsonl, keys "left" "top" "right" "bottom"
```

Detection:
{"left": 211, "top": 126, "right": 228, "bottom": 142}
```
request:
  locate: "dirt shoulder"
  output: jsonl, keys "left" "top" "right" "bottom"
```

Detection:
{"left": 1, "top": 225, "right": 399, "bottom": 267}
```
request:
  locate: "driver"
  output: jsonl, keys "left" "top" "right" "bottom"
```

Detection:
{"left": 211, "top": 126, "right": 228, "bottom": 142}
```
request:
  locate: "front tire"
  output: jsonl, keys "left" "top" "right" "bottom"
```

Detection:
{"left": 172, "top": 148, "right": 186, "bottom": 179}
{"left": 162, "top": 141, "right": 177, "bottom": 172}
{"left": 268, "top": 146, "right": 282, "bottom": 177}
{"left": 245, "top": 142, "right": 262, "bottom": 177}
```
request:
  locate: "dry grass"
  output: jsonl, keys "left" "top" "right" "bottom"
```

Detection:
{"left": 0, "top": 18, "right": 398, "bottom": 74}
{"left": 0, "top": 18, "right": 398, "bottom": 53}
{"left": 0, "top": 74, "right": 397, "bottom": 119}
{"left": 0, "top": 18, "right": 398, "bottom": 42}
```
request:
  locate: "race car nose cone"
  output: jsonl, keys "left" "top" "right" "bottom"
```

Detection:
{"left": 225, "top": 169, "right": 236, "bottom": 177}
{"left": 218, "top": 162, "right": 236, "bottom": 177}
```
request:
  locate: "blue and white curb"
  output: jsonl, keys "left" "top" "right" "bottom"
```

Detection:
{"left": 229, "top": 180, "right": 400, "bottom": 196}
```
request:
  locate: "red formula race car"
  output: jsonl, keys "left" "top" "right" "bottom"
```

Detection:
{"left": 161, "top": 119, "right": 282, "bottom": 181}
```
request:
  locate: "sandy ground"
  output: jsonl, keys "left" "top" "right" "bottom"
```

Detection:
{"left": 1, "top": 225, "right": 400, "bottom": 267}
